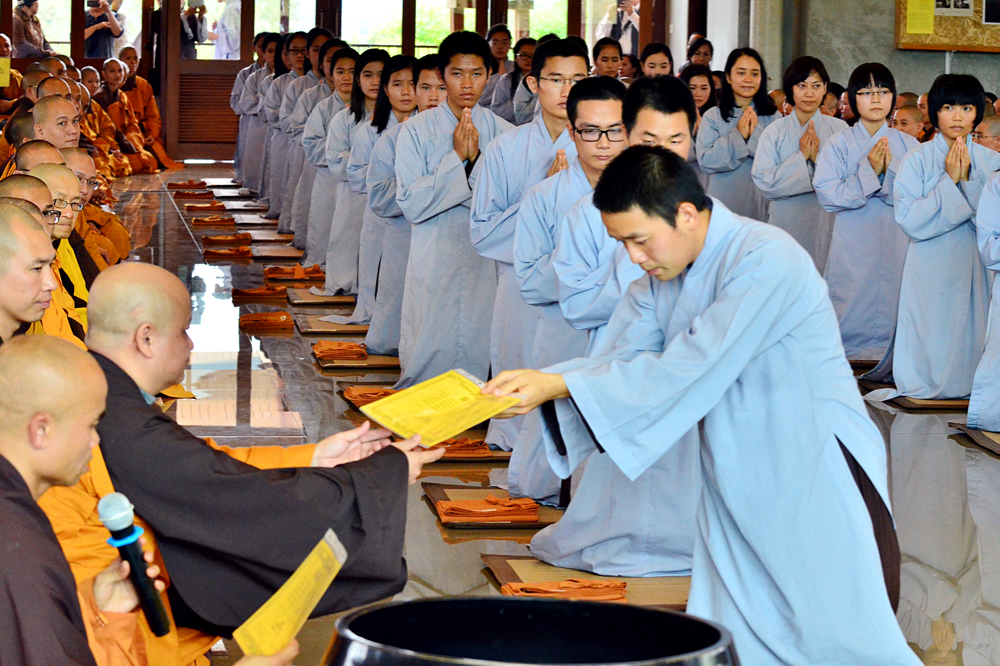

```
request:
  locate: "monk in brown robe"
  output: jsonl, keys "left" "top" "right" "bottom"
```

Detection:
{"left": 0, "top": 33, "right": 25, "bottom": 120}
{"left": 92, "top": 59, "right": 157, "bottom": 174}
{"left": 63, "top": 147, "right": 130, "bottom": 263}
{"left": 118, "top": 45, "right": 182, "bottom": 169}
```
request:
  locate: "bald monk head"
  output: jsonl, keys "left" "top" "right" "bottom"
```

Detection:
{"left": 0, "top": 176, "right": 57, "bottom": 236}
{"left": 7, "top": 114, "right": 38, "bottom": 149}
{"left": 65, "top": 66, "right": 81, "bottom": 83}
{"left": 0, "top": 197, "right": 48, "bottom": 231}
{"left": 118, "top": 46, "right": 139, "bottom": 78}
{"left": 0, "top": 336, "right": 106, "bottom": 499}
{"left": 892, "top": 105, "right": 923, "bottom": 141}
{"left": 25, "top": 62, "right": 43, "bottom": 73}
{"left": 64, "top": 79, "right": 83, "bottom": 115}
{"left": 102, "top": 59, "right": 125, "bottom": 92}
{"left": 32, "top": 97, "right": 80, "bottom": 149}
{"left": 0, "top": 204, "right": 57, "bottom": 342}
{"left": 29, "top": 164, "right": 81, "bottom": 240}
{"left": 87, "top": 263, "right": 193, "bottom": 396}
{"left": 14, "top": 140, "right": 64, "bottom": 174}
{"left": 61, "top": 148, "right": 99, "bottom": 207}
{"left": 36, "top": 76, "right": 72, "bottom": 102}
{"left": 895, "top": 91, "right": 918, "bottom": 110}
{"left": 22, "top": 70, "right": 49, "bottom": 104}
{"left": 56, "top": 54, "right": 74, "bottom": 68}
{"left": 0, "top": 33, "right": 11, "bottom": 58}
{"left": 974, "top": 114, "right": 1000, "bottom": 153}
{"left": 39, "top": 57, "right": 67, "bottom": 78}
{"left": 80, "top": 67, "right": 101, "bottom": 97}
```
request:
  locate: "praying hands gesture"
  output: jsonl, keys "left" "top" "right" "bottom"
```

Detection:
{"left": 547, "top": 149, "right": 570, "bottom": 178}
{"left": 310, "top": 421, "right": 396, "bottom": 468}
{"left": 481, "top": 369, "right": 568, "bottom": 417}
{"left": 737, "top": 105, "right": 758, "bottom": 141}
{"left": 453, "top": 108, "right": 481, "bottom": 163}
{"left": 867, "top": 136, "right": 891, "bottom": 176}
{"left": 799, "top": 120, "right": 820, "bottom": 162}
{"left": 945, "top": 137, "right": 971, "bottom": 184}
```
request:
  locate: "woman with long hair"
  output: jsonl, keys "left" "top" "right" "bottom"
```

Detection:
{"left": 639, "top": 42, "right": 672, "bottom": 77}
{"left": 262, "top": 31, "right": 307, "bottom": 220}
{"left": 695, "top": 47, "right": 778, "bottom": 219}
{"left": 489, "top": 37, "right": 535, "bottom": 124}
{"left": 679, "top": 63, "right": 718, "bottom": 188}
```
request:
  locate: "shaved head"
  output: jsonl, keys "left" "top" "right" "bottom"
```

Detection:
{"left": 22, "top": 70, "right": 48, "bottom": 102}
{"left": 29, "top": 163, "right": 80, "bottom": 239}
{"left": 66, "top": 66, "right": 81, "bottom": 82}
{"left": 0, "top": 196, "right": 47, "bottom": 230}
{"left": 33, "top": 97, "right": 80, "bottom": 149}
{"left": 0, "top": 202, "right": 47, "bottom": 274}
{"left": 14, "top": 140, "right": 65, "bottom": 173}
{"left": 0, "top": 203, "right": 56, "bottom": 347}
{"left": 89, "top": 263, "right": 190, "bottom": 341}
{"left": 7, "top": 114, "right": 38, "bottom": 148}
{"left": 0, "top": 176, "right": 54, "bottom": 222}
{"left": 0, "top": 336, "right": 102, "bottom": 425}
{"left": 39, "top": 57, "right": 67, "bottom": 77}
{"left": 36, "top": 77, "right": 71, "bottom": 100}
{"left": 61, "top": 147, "right": 97, "bottom": 204}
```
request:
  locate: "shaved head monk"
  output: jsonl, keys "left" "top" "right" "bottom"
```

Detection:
{"left": 0, "top": 33, "right": 11, "bottom": 58}
{"left": 39, "top": 56, "right": 67, "bottom": 78}
{"left": 38, "top": 261, "right": 441, "bottom": 663}
{"left": 21, "top": 70, "right": 48, "bottom": 104}
{"left": 80, "top": 67, "right": 101, "bottom": 97}
{"left": 14, "top": 139, "right": 65, "bottom": 174}
{"left": 36, "top": 76, "right": 72, "bottom": 102}
{"left": 0, "top": 204, "right": 57, "bottom": 343}
{"left": 66, "top": 66, "right": 82, "bottom": 82}
{"left": 7, "top": 114, "right": 38, "bottom": 149}
{"left": 30, "top": 163, "right": 82, "bottom": 241}
{"left": 63, "top": 147, "right": 131, "bottom": 262}
{"left": 33, "top": 96, "right": 81, "bottom": 149}
{"left": 0, "top": 175, "right": 59, "bottom": 233}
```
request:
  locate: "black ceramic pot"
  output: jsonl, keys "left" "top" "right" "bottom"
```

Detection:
{"left": 325, "top": 597, "right": 738, "bottom": 666}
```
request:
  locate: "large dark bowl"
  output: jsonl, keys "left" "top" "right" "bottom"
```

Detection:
{"left": 325, "top": 597, "right": 738, "bottom": 666}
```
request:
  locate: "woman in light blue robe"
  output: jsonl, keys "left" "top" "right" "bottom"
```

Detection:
{"left": 277, "top": 63, "right": 320, "bottom": 234}
{"left": 752, "top": 56, "right": 847, "bottom": 272}
{"left": 253, "top": 70, "right": 276, "bottom": 204}
{"left": 239, "top": 57, "right": 274, "bottom": 197}
{"left": 488, "top": 38, "right": 535, "bottom": 125}
{"left": 230, "top": 58, "right": 260, "bottom": 184}
{"left": 263, "top": 33, "right": 306, "bottom": 221}
{"left": 696, "top": 47, "right": 779, "bottom": 220}
{"left": 287, "top": 80, "right": 331, "bottom": 249}
{"left": 867, "top": 74, "right": 999, "bottom": 401}
{"left": 814, "top": 63, "right": 917, "bottom": 362}
{"left": 966, "top": 175, "right": 1000, "bottom": 430}
{"left": 320, "top": 50, "right": 388, "bottom": 296}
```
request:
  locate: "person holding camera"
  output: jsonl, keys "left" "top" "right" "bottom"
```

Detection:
{"left": 83, "top": 0, "right": 123, "bottom": 59}
{"left": 594, "top": 0, "right": 639, "bottom": 57}
{"left": 181, "top": 0, "right": 209, "bottom": 59}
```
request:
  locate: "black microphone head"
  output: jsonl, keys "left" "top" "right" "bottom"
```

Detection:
{"left": 97, "top": 492, "right": 135, "bottom": 532}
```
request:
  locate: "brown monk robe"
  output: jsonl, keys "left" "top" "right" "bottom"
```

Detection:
{"left": 118, "top": 46, "right": 182, "bottom": 169}
{"left": 64, "top": 148, "right": 131, "bottom": 263}
{"left": 0, "top": 33, "right": 22, "bottom": 121}
{"left": 80, "top": 68, "right": 132, "bottom": 178}
{"left": 92, "top": 59, "right": 158, "bottom": 174}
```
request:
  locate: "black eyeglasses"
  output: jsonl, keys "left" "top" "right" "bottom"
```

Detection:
{"left": 52, "top": 198, "right": 84, "bottom": 211}
{"left": 573, "top": 125, "right": 626, "bottom": 142}
{"left": 42, "top": 209, "right": 61, "bottom": 223}
{"left": 287, "top": 48, "right": 306, "bottom": 55}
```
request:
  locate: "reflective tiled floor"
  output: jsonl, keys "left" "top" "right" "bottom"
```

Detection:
{"left": 121, "top": 165, "right": 1000, "bottom": 665}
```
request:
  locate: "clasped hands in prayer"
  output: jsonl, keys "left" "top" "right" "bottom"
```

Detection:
{"left": 867, "top": 136, "right": 892, "bottom": 177}
{"left": 482, "top": 369, "right": 569, "bottom": 417}
{"left": 737, "top": 105, "right": 758, "bottom": 141}
{"left": 945, "top": 136, "right": 972, "bottom": 184}
{"left": 453, "top": 107, "right": 480, "bottom": 163}
{"left": 310, "top": 421, "right": 445, "bottom": 483}
{"left": 799, "top": 120, "right": 820, "bottom": 163}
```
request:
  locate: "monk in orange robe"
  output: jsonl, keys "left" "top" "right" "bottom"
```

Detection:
{"left": 63, "top": 148, "right": 130, "bottom": 263}
{"left": 118, "top": 46, "right": 182, "bottom": 170}
{"left": 92, "top": 59, "right": 158, "bottom": 175}
{"left": 0, "top": 202, "right": 60, "bottom": 346}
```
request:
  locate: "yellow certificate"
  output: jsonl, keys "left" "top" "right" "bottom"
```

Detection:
{"left": 906, "top": 0, "right": 934, "bottom": 34}
{"left": 361, "top": 369, "right": 521, "bottom": 446}
{"left": 233, "top": 529, "right": 347, "bottom": 656}
{"left": 0, "top": 58, "right": 10, "bottom": 88}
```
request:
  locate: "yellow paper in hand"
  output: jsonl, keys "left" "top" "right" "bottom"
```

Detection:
{"left": 361, "top": 369, "right": 520, "bottom": 447}
{"left": 0, "top": 59, "right": 10, "bottom": 88}
{"left": 233, "top": 529, "right": 347, "bottom": 656}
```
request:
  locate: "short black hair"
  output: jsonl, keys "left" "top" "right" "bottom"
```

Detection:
{"left": 274, "top": 32, "right": 307, "bottom": 77}
{"left": 640, "top": 42, "right": 673, "bottom": 75}
{"left": 566, "top": 35, "right": 590, "bottom": 69}
{"left": 592, "top": 37, "right": 622, "bottom": 62}
{"left": 927, "top": 73, "right": 986, "bottom": 130}
{"left": 782, "top": 56, "right": 830, "bottom": 104}
{"left": 717, "top": 47, "right": 776, "bottom": 121}
{"left": 567, "top": 76, "right": 626, "bottom": 126}
{"left": 437, "top": 31, "right": 492, "bottom": 73}
{"left": 529, "top": 38, "right": 588, "bottom": 81}
{"left": 350, "top": 48, "right": 390, "bottom": 124}
{"left": 306, "top": 28, "right": 333, "bottom": 50}
{"left": 686, "top": 37, "right": 713, "bottom": 60}
{"left": 623, "top": 75, "right": 697, "bottom": 134}
{"left": 412, "top": 54, "right": 439, "bottom": 85}
{"left": 319, "top": 43, "right": 354, "bottom": 76}
{"left": 253, "top": 32, "right": 267, "bottom": 47}
{"left": 593, "top": 146, "right": 708, "bottom": 228}
{"left": 827, "top": 82, "right": 845, "bottom": 99}
{"left": 987, "top": 91, "right": 998, "bottom": 105}
{"left": 846, "top": 62, "right": 896, "bottom": 117}
{"left": 261, "top": 32, "right": 281, "bottom": 53}
{"left": 487, "top": 24, "right": 512, "bottom": 41}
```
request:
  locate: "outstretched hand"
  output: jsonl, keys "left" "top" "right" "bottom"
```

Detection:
{"left": 392, "top": 436, "right": 446, "bottom": 484}
{"left": 481, "top": 369, "right": 568, "bottom": 417}
{"left": 311, "top": 421, "right": 394, "bottom": 468}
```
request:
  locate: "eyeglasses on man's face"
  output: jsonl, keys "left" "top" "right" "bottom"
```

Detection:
{"left": 52, "top": 198, "right": 84, "bottom": 211}
{"left": 573, "top": 126, "right": 626, "bottom": 142}
{"left": 537, "top": 75, "right": 587, "bottom": 88}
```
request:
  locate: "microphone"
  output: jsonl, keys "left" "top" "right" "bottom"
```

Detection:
{"left": 97, "top": 492, "right": 171, "bottom": 637}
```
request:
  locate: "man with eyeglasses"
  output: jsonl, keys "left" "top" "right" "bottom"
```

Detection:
{"left": 972, "top": 114, "right": 1000, "bottom": 152}
{"left": 470, "top": 38, "right": 589, "bottom": 453}
{"left": 63, "top": 147, "right": 131, "bottom": 264}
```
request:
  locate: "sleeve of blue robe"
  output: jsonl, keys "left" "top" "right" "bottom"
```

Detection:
{"left": 892, "top": 148, "right": 975, "bottom": 241}
{"left": 813, "top": 133, "right": 883, "bottom": 212}
{"left": 513, "top": 85, "right": 537, "bottom": 126}
{"left": 238, "top": 71, "right": 261, "bottom": 116}
{"left": 751, "top": 121, "right": 815, "bottom": 199}
{"left": 263, "top": 77, "right": 284, "bottom": 128}
{"left": 367, "top": 130, "right": 402, "bottom": 219}
{"left": 287, "top": 88, "right": 317, "bottom": 141}
{"left": 513, "top": 184, "right": 560, "bottom": 305}
{"left": 470, "top": 135, "right": 522, "bottom": 263}
{"left": 347, "top": 124, "right": 377, "bottom": 195}
{"left": 278, "top": 82, "right": 299, "bottom": 134}
{"left": 977, "top": 175, "right": 1000, "bottom": 270}
{"left": 230, "top": 67, "right": 248, "bottom": 115}
{"left": 302, "top": 102, "right": 329, "bottom": 167}
{"left": 696, "top": 107, "right": 762, "bottom": 173}
{"left": 325, "top": 109, "right": 354, "bottom": 177}
{"left": 394, "top": 122, "right": 473, "bottom": 225}
{"left": 546, "top": 233, "right": 818, "bottom": 480}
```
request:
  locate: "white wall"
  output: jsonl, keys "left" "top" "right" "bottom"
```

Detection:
{"left": 706, "top": 0, "right": 740, "bottom": 70}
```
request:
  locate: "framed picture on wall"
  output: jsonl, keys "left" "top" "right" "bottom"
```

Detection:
{"left": 985, "top": 0, "right": 1000, "bottom": 23}
{"left": 897, "top": 0, "right": 1000, "bottom": 50}
{"left": 937, "top": 0, "right": 975, "bottom": 15}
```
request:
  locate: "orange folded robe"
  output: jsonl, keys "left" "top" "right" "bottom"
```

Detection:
{"left": 186, "top": 202, "right": 226, "bottom": 211}
{"left": 202, "top": 233, "right": 252, "bottom": 245}
{"left": 436, "top": 495, "right": 539, "bottom": 524}
{"left": 263, "top": 264, "right": 325, "bottom": 280}
{"left": 191, "top": 216, "right": 236, "bottom": 226}
{"left": 173, "top": 190, "right": 217, "bottom": 200}
{"left": 500, "top": 579, "right": 627, "bottom": 603}
{"left": 238, "top": 311, "right": 294, "bottom": 334}
{"left": 440, "top": 438, "right": 492, "bottom": 459}
{"left": 342, "top": 386, "right": 397, "bottom": 408}
{"left": 231, "top": 285, "right": 287, "bottom": 300}
{"left": 167, "top": 180, "right": 208, "bottom": 190}
{"left": 203, "top": 245, "right": 252, "bottom": 259}
{"left": 312, "top": 341, "right": 368, "bottom": 361}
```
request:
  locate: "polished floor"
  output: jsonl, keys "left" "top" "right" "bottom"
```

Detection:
{"left": 114, "top": 165, "right": 1000, "bottom": 665}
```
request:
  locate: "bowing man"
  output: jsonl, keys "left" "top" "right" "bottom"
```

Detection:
{"left": 364, "top": 55, "right": 445, "bottom": 357}
{"left": 813, "top": 63, "right": 917, "bottom": 362}
{"left": 484, "top": 147, "right": 919, "bottom": 666}
{"left": 866, "top": 74, "right": 999, "bottom": 401}
{"left": 470, "top": 38, "right": 587, "bottom": 451}
{"left": 752, "top": 56, "right": 847, "bottom": 272}
{"left": 695, "top": 47, "right": 778, "bottom": 220}
{"left": 393, "top": 31, "right": 512, "bottom": 386}
{"left": 509, "top": 76, "right": 628, "bottom": 503}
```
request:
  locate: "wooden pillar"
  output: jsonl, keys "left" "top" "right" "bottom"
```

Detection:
{"left": 401, "top": 0, "right": 416, "bottom": 54}
{"left": 639, "top": 0, "right": 653, "bottom": 49}
{"left": 651, "top": 0, "right": 667, "bottom": 44}
{"left": 451, "top": 8, "right": 465, "bottom": 31}
{"left": 315, "top": 0, "right": 341, "bottom": 37}
{"left": 163, "top": 0, "right": 179, "bottom": 156}
{"left": 475, "top": 0, "right": 488, "bottom": 34}
{"left": 490, "top": 0, "right": 507, "bottom": 28}
{"left": 0, "top": 0, "right": 11, "bottom": 43}
{"left": 567, "top": 0, "right": 582, "bottom": 37}
{"left": 70, "top": 0, "right": 84, "bottom": 65}
{"left": 241, "top": 0, "right": 255, "bottom": 61}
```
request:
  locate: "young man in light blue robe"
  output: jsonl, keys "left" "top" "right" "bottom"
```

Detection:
{"left": 867, "top": 74, "right": 1000, "bottom": 401}
{"left": 695, "top": 47, "right": 778, "bottom": 220}
{"left": 965, "top": 175, "right": 1000, "bottom": 430}
{"left": 752, "top": 56, "right": 847, "bottom": 272}
{"left": 365, "top": 57, "right": 446, "bottom": 356}
{"left": 229, "top": 33, "right": 264, "bottom": 185}
{"left": 393, "top": 31, "right": 512, "bottom": 387}
{"left": 509, "top": 77, "right": 627, "bottom": 503}
{"left": 813, "top": 63, "right": 917, "bottom": 362}
{"left": 485, "top": 146, "right": 917, "bottom": 666}
{"left": 470, "top": 38, "right": 587, "bottom": 451}
{"left": 301, "top": 47, "right": 355, "bottom": 267}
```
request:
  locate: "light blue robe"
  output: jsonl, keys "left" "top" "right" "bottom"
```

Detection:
{"left": 478, "top": 59, "right": 514, "bottom": 111}
{"left": 277, "top": 70, "right": 320, "bottom": 238}
{"left": 237, "top": 66, "right": 271, "bottom": 194}
{"left": 471, "top": 113, "right": 576, "bottom": 450}
{"left": 513, "top": 82, "right": 538, "bottom": 126}
{"left": 967, "top": 175, "right": 1000, "bottom": 430}
{"left": 301, "top": 93, "right": 347, "bottom": 266}
{"left": 230, "top": 61, "right": 258, "bottom": 182}
{"left": 509, "top": 160, "right": 593, "bottom": 502}
{"left": 696, "top": 102, "right": 778, "bottom": 220}
{"left": 752, "top": 111, "right": 848, "bottom": 271}
{"left": 552, "top": 193, "right": 645, "bottom": 351}
{"left": 813, "top": 122, "right": 917, "bottom": 361}
{"left": 365, "top": 121, "right": 410, "bottom": 355}
{"left": 253, "top": 72, "right": 275, "bottom": 204}
{"left": 288, "top": 82, "right": 332, "bottom": 250}
{"left": 320, "top": 107, "right": 370, "bottom": 294}
{"left": 263, "top": 70, "right": 298, "bottom": 220}
{"left": 394, "top": 103, "right": 512, "bottom": 386}
{"left": 537, "top": 200, "right": 917, "bottom": 666}
{"left": 866, "top": 134, "right": 998, "bottom": 400}
{"left": 488, "top": 71, "right": 520, "bottom": 125}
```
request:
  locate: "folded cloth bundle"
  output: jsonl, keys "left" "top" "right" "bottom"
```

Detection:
{"left": 232, "top": 286, "right": 287, "bottom": 300}
{"left": 238, "top": 311, "right": 294, "bottom": 334}
{"left": 186, "top": 202, "right": 226, "bottom": 211}
{"left": 167, "top": 179, "right": 208, "bottom": 190}
{"left": 436, "top": 495, "right": 539, "bottom": 524}
{"left": 263, "top": 264, "right": 325, "bottom": 280}
{"left": 192, "top": 215, "right": 236, "bottom": 226}
{"left": 342, "top": 386, "right": 397, "bottom": 408}
{"left": 500, "top": 579, "right": 627, "bottom": 603}
{"left": 203, "top": 246, "right": 252, "bottom": 259}
{"left": 312, "top": 341, "right": 368, "bottom": 361}
{"left": 173, "top": 190, "right": 216, "bottom": 200}
{"left": 439, "top": 438, "right": 491, "bottom": 459}
{"left": 202, "top": 233, "right": 253, "bottom": 245}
